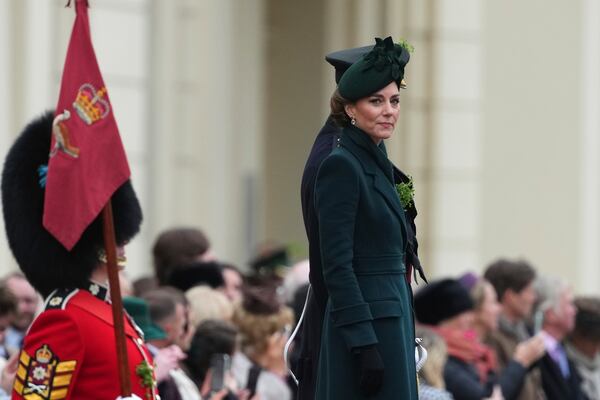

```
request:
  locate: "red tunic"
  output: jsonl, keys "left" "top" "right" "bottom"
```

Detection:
{"left": 12, "top": 285, "right": 157, "bottom": 400}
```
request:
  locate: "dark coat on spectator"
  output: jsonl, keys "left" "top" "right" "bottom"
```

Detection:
{"left": 444, "top": 349, "right": 534, "bottom": 400}
{"left": 540, "top": 353, "right": 588, "bottom": 400}
{"left": 444, "top": 356, "right": 496, "bottom": 400}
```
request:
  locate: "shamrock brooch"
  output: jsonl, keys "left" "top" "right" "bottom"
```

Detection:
{"left": 395, "top": 176, "right": 415, "bottom": 210}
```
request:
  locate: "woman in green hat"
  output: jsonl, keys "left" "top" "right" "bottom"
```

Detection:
{"left": 314, "top": 36, "right": 418, "bottom": 399}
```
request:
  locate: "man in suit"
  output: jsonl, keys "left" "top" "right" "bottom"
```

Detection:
{"left": 535, "top": 276, "right": 587, "bottom": 400}
{"left": 295, "top": 44, "right": 426, "bottom": 400}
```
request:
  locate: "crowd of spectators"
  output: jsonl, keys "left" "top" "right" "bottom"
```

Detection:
{"left": 0, "top": 227, "right": 599, "bottom": 400}
{"left": 415, "top": 259, "right": 600, "bottom": 400}
{"left": 129, "top": 227, "right": 300, "bottom": 400}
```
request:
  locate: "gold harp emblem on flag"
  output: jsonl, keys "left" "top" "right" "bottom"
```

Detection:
{"left": 50, "top": 110, "right": 79, "bottom": 159}
{"left": 73, "top": 83, "right": 110, "bottom": 125}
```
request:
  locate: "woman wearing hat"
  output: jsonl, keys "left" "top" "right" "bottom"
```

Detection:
{"left": 313, "top": 36, "right": 418, "bottom": 399}
{"left": 415, "top": 279, "right": 503, "bottom": 400}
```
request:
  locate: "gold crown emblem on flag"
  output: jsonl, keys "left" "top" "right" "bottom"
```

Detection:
{"left": 73, "top": 83, "right": 110, "bottom": 125}
{"left": 35, "top": 345, "right": 53, "bottom": 363}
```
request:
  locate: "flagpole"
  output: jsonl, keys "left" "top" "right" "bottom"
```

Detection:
{"left": 102, "top": 200, "right": 132, "bottom": 396}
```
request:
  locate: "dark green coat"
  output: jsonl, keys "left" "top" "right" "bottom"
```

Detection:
{"left": 314, "top": 125, "right": 418, "bottom": 399}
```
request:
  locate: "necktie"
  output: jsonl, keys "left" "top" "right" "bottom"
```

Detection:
{"left": 551, "top": 343, "right": 570, "bottom": 378}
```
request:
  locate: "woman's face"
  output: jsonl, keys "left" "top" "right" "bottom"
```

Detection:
{"left": 344, "top": 81, "right": 400, "bottom": 144}
{"left": 476, "top": 283, "right": 502, "bottom": 333}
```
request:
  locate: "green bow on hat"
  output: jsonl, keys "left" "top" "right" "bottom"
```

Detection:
{"left": 338, "top": 36, "right": 412, "bottom": 101}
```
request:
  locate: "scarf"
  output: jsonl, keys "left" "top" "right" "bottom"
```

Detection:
{"left": 430, "top": 325, "right": 497, "bottom": 383}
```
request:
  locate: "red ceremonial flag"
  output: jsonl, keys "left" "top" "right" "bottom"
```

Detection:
{"left": 43, "top": 0, "right": 130, "bottom": 250}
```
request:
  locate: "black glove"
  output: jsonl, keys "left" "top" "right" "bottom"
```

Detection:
{"left": 354, "top": 344, "right": 384, "bottom": 396}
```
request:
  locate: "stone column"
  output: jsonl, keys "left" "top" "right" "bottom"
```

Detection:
{"left": 0, "top": 0, "right": 15, "bottom": 273}
{"left": 578, "top": 0, "right": 600, "bottom": 293}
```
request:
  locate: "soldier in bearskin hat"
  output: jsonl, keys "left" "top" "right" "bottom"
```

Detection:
{"left": 2, "top": 111, "right": 157, "bottom": 399}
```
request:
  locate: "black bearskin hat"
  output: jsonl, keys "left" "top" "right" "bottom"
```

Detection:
{"left": 1, "top": 111, "right": 142, "bottom": 297}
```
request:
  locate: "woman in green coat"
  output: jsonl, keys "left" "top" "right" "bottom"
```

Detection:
{"left": 314, "top": 36, "right": 418, "bottom": 399}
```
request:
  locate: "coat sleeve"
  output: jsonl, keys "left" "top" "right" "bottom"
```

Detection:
{"left": 12, "top": 310, "right": 84, "bottom": 400}
{"left": 498, "top": 359, "right": 527, "bottom": 400}
{"left": 315, "top": 153, "right": 377, "bottom": 350}
{"left": 444, "top": 358, "right": 495, "bottom": 400}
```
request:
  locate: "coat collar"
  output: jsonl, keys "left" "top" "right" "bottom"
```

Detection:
{"left": 85, "top": 280, "right": 109, "bottom": 302}
{"left": 69, "top": 290, "right": 139, "bottom": 338}
{"left": 343, "top": 125, "right": 394, "bottom": 184}
{"left": 341, "top": 126, "right": 407, "bottom": 238}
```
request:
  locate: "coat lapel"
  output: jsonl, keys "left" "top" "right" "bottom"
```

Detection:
{"left": 372, "top": 173, "right": 408, "bottom": 241}
{"left": 341, "top": 127, "right": 408, "bottom": 242}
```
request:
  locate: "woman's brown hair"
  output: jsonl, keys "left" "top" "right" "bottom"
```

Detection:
{"left": 330, "top": 89, "right": 352, "bottom": 127}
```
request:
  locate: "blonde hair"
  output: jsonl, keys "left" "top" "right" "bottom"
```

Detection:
{"left": 416, "top": 326, "right": 447, "bottom": 389}
{"left": 470, "top": 280, "right": 489, "bottom": 310}
{"left": 186, "top": 286, "right": 233, "bottom": 329}
{"left": 232, "top": 303, "right": 294, "bottom": 357}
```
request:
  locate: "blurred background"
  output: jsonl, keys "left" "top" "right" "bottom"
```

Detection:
{"left": 0, "top": 0, "right": 598, "bottom": 293}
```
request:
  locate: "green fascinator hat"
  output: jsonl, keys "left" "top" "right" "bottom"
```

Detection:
{"left": 338, "top": 36, "right": 412, "bottom": 101}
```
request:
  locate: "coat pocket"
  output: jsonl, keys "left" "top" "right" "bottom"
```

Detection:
{"left": 369, "top": 299, "right": 403, "bottom": 319}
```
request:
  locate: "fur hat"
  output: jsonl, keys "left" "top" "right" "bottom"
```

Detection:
{"left": 1, "top": 111, "right": 142, "bottom": 297}
{"left": 414, "top": 279, "right": 474, "bottom": 326}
